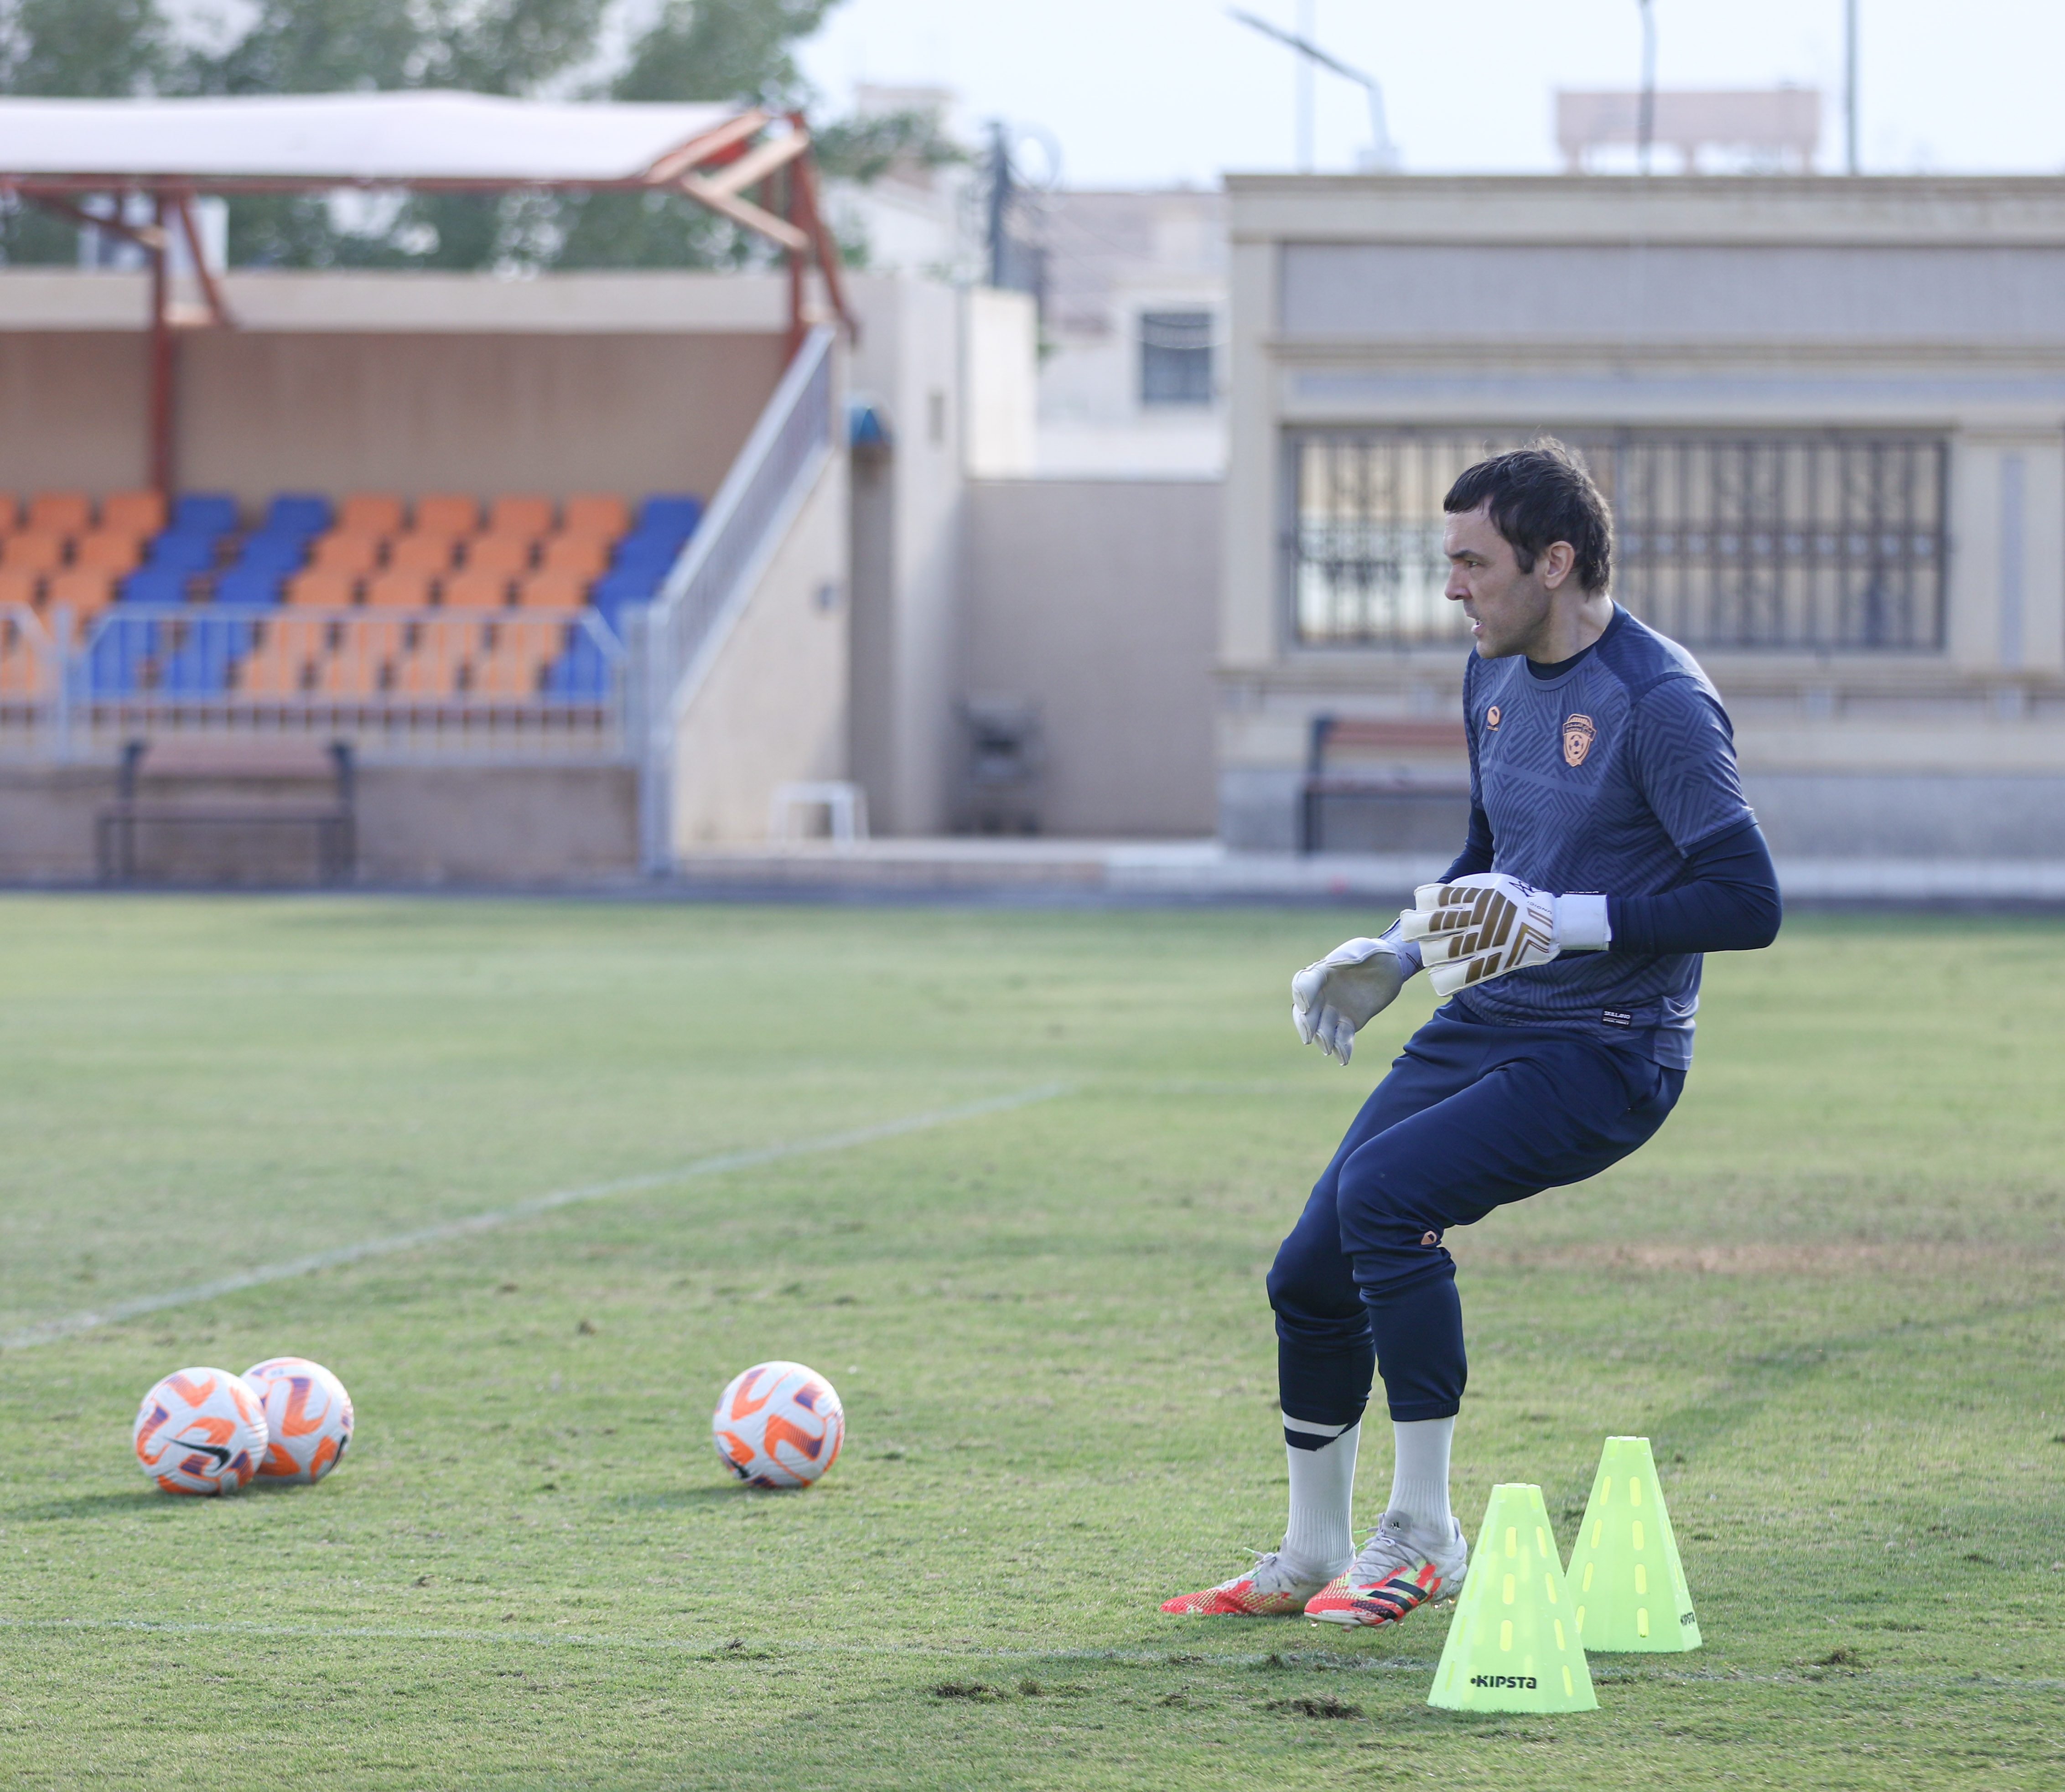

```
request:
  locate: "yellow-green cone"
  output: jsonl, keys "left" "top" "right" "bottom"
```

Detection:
{"left": 1427, "top": 1483, "right": 1598, "bottom": 1713}
{"left": 1565, "top": 1436, "right": 1702, "bottom": 1652}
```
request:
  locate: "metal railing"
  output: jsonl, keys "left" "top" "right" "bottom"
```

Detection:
{"left": 1287, "top": 428, "right": 1950, "bottom": 653}
{"left": 634, "top": 324, "right": 837, "bottom": 870}
{"left": 0, "top": 604, "right": 627, "bottom": 762}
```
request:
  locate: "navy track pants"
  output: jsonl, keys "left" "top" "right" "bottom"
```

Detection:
{"left": 1268, "top": 1011, "right": 1684, "bottom": 1428}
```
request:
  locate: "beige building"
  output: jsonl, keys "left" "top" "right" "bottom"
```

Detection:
{"left": 1218, "top": 174, "right": 2065, "bottom": 859}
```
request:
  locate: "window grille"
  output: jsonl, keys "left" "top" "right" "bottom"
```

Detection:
{"left": 1287, "top": 430, "right": 1948, "bottom": 651}
{"left": 1140, "top": 311, "right": 1215, "bottom": 406}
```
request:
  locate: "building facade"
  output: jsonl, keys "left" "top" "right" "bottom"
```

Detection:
{"left": 1220, "top": 174, "right": 2065, "bottom": 859}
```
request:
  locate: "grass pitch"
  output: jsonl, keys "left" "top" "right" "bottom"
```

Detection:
{"left": 0, "top": 896, "right": 2059, "bottom": 1790}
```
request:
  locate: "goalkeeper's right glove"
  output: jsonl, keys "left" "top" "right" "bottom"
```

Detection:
{"left": 1291, "top": 928, "right": 1422, "bottom": 1066}
{"left": 1399, "top": 873, "right": 1610, "bottom": 997}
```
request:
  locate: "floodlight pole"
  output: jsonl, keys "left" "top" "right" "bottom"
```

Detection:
{"left": 1228, "top": 7, "right": 1396, "bottom": 172}
{"left": 1636, "top": 0, "right": 1656, "bottom": 176}
{"left": 1844, "top": 0, "right": 1859, "bottom": 174}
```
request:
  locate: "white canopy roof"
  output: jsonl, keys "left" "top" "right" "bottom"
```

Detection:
{"left": 0, "top": 91, "right": 752, "bottom": 186}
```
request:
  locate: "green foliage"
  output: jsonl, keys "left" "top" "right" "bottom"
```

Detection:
{"left": 812, "top": 107, "right": 967, "bottom": 186}
{"left": 0, "top": 0, "right": 168, "bottom": 96}
{"left": 0, "top": 901, "right": 2060, "bottom": 1788}
{"left": 611, "top": 0, "right": 835, "bottom": 106}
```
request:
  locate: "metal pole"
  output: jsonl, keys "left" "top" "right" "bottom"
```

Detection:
{"left": 1295, "top": 0, "right": 1316, "bottom": 172}
{"left": 1845, "top": 0, "right": 1859, "bottom": 174}
{"left": 1636, "top": 0, "right": 1656, "bottom": 176}
{"left": 986, "top": 121, "right": 1012, "bottom": 289}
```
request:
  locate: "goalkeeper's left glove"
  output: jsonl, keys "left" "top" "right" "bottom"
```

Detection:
{"left": 1399, "top": 872, "right": 1611, "bottom": 997}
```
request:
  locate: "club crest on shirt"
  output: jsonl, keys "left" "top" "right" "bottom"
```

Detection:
{"left": 1485, "top": 704, "right": 1501, "bottom": 730}
{"left": 1562, "top": 713, "right": 1597, "bottom": 767}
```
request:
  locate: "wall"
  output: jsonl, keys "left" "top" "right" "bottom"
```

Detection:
{"left": 669, "top": 449, "right": 850, "bottom": 847}
{"left": 845, "top": 274, "right": 966, "bottom": 835}
{"left": 961, "top": 479, "right": 1219, "bottom": 836}
{"left": 0, "top": 269, "right": 792, "bottom": 504}
{"left": 0, "top": 762, "right": 636, "bottom": 884}
{"left": 1219, "top": 174, "right": 2065, "bottom": 856}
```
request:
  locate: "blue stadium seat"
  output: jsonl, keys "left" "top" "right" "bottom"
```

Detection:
{"left": 213, "top": 568, "right": 283, "bottom": 606}
{"left": 545, "top": 632, "right": 612, "bottom": 699}
{"left": 146, "top": 531, "right": 220, "bottom": 575}
{"left": 636, "top": 494, "right": 703, "bottom": 539}
{"left": 157, "top": 618, "right": 253, "bottom": 694}
{"left": 118, "top": 567, "right": 189, "bottom": 605}
{"left": 232, "top": 534, "right": 307, "bottom": 578}
{"left": 260, "top": 493, "right": 330, "bottom": 538}
{"left": 171, "top": 493, "right": 239, "bottom": 537}
{"left": 87, "top": 620, "right": 157, "bottom": 695}
{"left": 587, "top": 570, "right": 657, "bottom": 632}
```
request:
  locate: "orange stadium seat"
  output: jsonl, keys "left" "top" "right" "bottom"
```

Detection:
{"left": 3, "top": 532, "right": 67, "bottom": 574}
{"left": 74, "top": 532, "right": 144, "bottom": 576}
{"left": 311, "top": 533, "right": 383, "bottom": 576}
{"left": 387, "top": 533, "right": 456, "bottom": 576}
{"left": 364, "top": 569, "right": 432, "bottom": 609}
{"left": 413, "top": 493, "right": 479, "bottom": 537}
{"left": 99, "top": 491, "right": 168, "bottom": 537}
{"left": 540, "top": 534, "right": 608, "bottom": 580}
{"left": 394, "top": 651, "right": 462, "bottom": 699}
{"left": 487, "top": 494, "right": 554, "bottom": 538}
{"left": 470, "top": 646, "right": 550, "bottom": 699}
{"left": 46, "top": 569, "right": 115, "bottom": 617}
{"left": 441, "top": 570, "right": 511, "bottom": 611}
{"left": 27, "top": 492, "right": 92, "bottom": 534}
{"left": 285, "top": 569, "right": 357, "bottom": 608}
{"left": 337, "top": 493, "right": 405, "bottom": 536}
{"left": 235, "top": 644, "right": 312, "bottom": 698}
{"left": 0, "top": 568, "right": 39, "bottom": 609}
{"left": 516, "top": 570, "right": 586, "bottom": 611}
{"left": 0, "top": 494, "right": 21, "bottom": 533}
{"left": 464, "top": 535, "right": 532, "bottom": 577}
{"left": 562, "top": 493, "right": 629, "bottom": 539}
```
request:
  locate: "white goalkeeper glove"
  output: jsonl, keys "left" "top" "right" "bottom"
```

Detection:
{"left": 1398, "top": 872, "right": 1611, "bottom": 998}
{"left": 1291, "top": 930, "right": 1421, "bottom": 1066}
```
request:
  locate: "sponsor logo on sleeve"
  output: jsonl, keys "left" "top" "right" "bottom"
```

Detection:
{"left": 1562, "top": 713, "right": 1596, "bottom": 767}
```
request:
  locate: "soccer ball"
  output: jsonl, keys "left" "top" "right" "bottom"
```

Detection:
{"left": 711, "top": 1360, "right": 845, "bottom": 1489}
{"left": 242, "top": 1357, "right": 355, "bottom": 1485}
{"left": 134, "top": 1367, "right": 269, "bottom": 1496}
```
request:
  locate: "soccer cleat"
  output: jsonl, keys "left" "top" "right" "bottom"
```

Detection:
{"left": 1303, "top": 1512, "right": 1469, "bottom": 1627}
{"left": 1160, "top": 1550, "right": 1337, "bottom": 1617}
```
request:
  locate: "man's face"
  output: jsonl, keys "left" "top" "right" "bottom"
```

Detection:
{"left": 1442, "top": 503, "right": 1552, "bottom": 658}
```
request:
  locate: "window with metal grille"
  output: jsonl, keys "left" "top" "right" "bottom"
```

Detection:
{"left": 1140, "top": 311, "right": 1215, "bottom": 406}
{"left": 1287, "top": 430, "right": 1948, "bottom": 651}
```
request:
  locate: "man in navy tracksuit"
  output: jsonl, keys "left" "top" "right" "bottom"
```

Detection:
{"left": 1164, "top": 440, "right": 1781, "bottom": 1626}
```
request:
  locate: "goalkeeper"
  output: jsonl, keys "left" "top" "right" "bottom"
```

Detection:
{"left": 1163, "top": 440, "right": 1781, "bottom": 1628}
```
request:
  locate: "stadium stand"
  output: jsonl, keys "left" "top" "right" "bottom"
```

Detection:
{"left": 0, "top": 487, "right": 697, "bottom": 708}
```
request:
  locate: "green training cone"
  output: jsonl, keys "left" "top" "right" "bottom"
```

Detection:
{"left": 1565, "top": 1435, "right": 1702, "bottom": 1652}
{"left": 1427, "top": 1483, "right": 1598, "bottom": 1714}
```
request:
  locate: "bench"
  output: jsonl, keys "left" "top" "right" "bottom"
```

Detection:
{"left": 97, "top": 737, "right": 356, "bottom": 886}
{"left": 1300, "top": 715, "right": 1471, "bottom": 855}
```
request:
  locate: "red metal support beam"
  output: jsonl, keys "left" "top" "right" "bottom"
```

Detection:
{"left": 148, "top": 192, "right": 174, "bottom": 495}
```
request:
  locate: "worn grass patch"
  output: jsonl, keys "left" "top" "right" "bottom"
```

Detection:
{"left": 0, "top": 897, "right": 2059, "bottom": 1789}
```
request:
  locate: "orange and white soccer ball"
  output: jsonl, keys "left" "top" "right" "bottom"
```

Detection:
{"left": 242, "top": 1356, "right": 355, "bottom": 1486}
{"left": 711, "top": 1360, "right": 845, "bottom": 1489}
{"left": 133, "top": 1367, "right": 269, "bottom": 1496}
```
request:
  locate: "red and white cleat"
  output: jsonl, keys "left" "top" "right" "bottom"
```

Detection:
{"left": 1160, "top": 1551, "right": 1335, "bottom": 1617}
{"left": 1303, "top": 1513, "right": 1469, "bottom": 1627}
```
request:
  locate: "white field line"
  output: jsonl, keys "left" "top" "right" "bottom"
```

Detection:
{"left": 0, "top": 1084, "right": 1068, "bottom": 1352}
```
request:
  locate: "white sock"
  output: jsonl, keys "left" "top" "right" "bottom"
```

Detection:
{"left": 1278, "top": 1420, "right": 1359, "bottom": 1582}
{"left": 1384, "top": 1417, "right": 1455, "bottom": 1542}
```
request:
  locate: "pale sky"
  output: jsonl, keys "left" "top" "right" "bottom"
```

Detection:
{"left": 795, "top": 0, "right": 2065, "bottom": 185}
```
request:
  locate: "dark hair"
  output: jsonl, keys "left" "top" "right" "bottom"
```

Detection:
{"left": 1442, "top": 439, "right": 1613, "bottom": 594}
